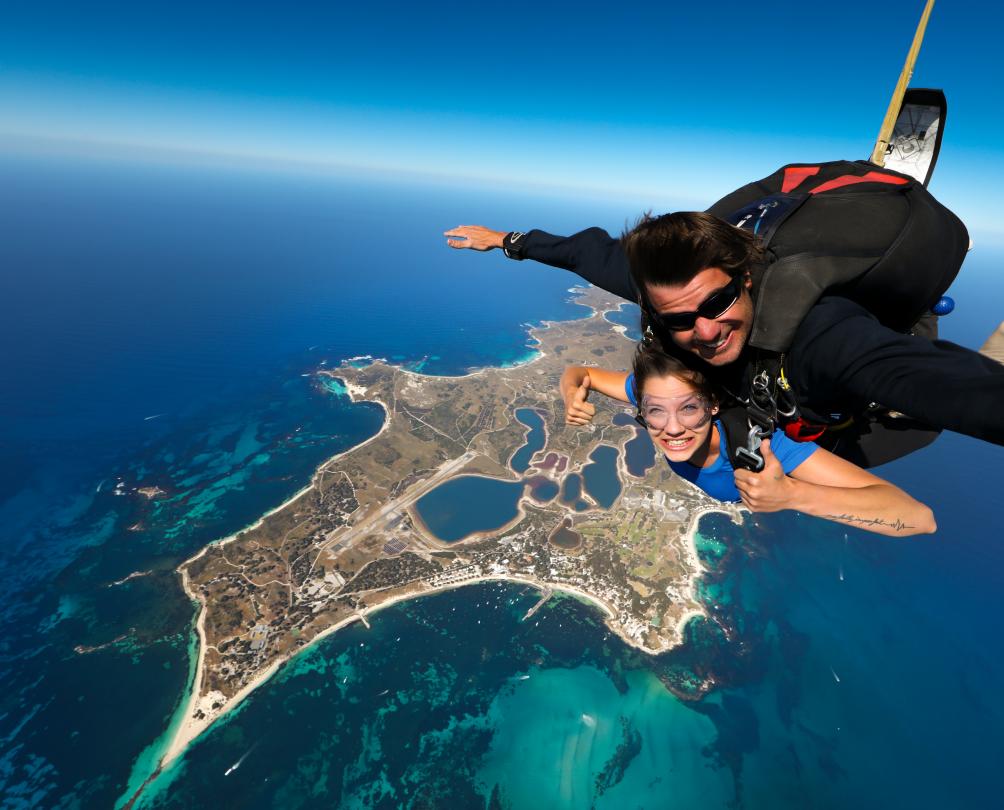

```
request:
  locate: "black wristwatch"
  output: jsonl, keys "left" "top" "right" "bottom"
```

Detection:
{"left": 502, "top": 231, "right": 527, "bottom": 260}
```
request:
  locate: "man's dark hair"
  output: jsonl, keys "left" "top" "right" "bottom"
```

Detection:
{"left": 631, "top": 342, "right": 718, "bottom": 405}
{"left": 621, "top": 211, "right": 764, "bottom": 288}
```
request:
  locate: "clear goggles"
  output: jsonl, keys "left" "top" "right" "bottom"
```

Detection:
{"left": 634, "top": 392, "right": 713, "bottom": 432}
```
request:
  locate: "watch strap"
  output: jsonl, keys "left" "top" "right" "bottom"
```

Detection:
{"left": 502, "top": 231, "right": 527, "bottom": 260}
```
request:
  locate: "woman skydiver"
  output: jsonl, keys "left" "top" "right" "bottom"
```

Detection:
{"left": 561, "top": 343, "right": 936, "bottom": 537}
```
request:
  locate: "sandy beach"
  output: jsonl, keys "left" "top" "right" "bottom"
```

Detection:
{"left": 157, "top": 376, "right": 392, "bottom": 769}
{"left": 160, "top": 569, "right": 628, "bottom": 768}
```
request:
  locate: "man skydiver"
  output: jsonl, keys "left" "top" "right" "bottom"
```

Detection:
{"left": 445, "top": 160, "right": 1004, "bottom": 469}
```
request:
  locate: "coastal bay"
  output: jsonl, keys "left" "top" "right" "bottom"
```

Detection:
{"left": 148, "top": 286, "right": 726, "bottom": 794}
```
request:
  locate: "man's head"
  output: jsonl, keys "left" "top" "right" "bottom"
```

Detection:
{"left": 622, "top": 212, "right": 763, "bottom": 366}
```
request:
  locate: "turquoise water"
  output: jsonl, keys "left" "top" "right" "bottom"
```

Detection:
{"left": 580, "top": 445, "right": 622, "bottom": 509}
{"left": 510, "top": 408, "right": 547, "bottom": 474}
{"left": 477, "top": 666, "right": 729, "bottom": 808}
{"left": 413, "top": 475, "right": 525, "bottom": 542}
{"left": 5, "top": 152, "right": 1004, "bottom": 809}
{"left": 132, "top": 579, "right": 735, "bottom": 808}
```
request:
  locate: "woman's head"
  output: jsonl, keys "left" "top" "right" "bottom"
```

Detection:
{"left": 631, "top": 344, "right": 719, "bottom": 462}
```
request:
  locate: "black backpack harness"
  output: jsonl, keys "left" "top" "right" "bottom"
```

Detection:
{"left": 646, "top": 162, "right": 947, "bottom": 472}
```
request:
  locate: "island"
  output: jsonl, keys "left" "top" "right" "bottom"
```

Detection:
{"left": 161, "top": 286, "right": 738, "bottom": 767}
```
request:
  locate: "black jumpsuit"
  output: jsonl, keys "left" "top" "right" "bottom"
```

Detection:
{"left": 506, "top": 162, "right": 1004, "bottom": 467}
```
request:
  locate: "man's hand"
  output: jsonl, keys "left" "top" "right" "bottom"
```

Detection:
{"left": 444, "top": 225, "right": 507, "bottom": 251}
{"left": 733, "top": 439, "right": 796, "bottom": 512}
{"left": 564, "top": 374, "right": 596, "bottom": 426}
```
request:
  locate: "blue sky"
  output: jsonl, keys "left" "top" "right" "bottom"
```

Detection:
{"left": 2, "top": 0, "right": 1002, "bottom": 232}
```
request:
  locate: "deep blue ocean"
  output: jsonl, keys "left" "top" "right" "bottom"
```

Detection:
{"left": 1, "top": 151, "right": 1002, "bottom": 809}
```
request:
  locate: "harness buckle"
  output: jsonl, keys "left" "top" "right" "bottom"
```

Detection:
{"left": 735, "top": 421, "right": 770, "bottom": 472}
{"left": 775, "top": 387, "right": 798, "bottom": 419}
{"left": 750, "top": 370, "right": 775, "bottom": 412}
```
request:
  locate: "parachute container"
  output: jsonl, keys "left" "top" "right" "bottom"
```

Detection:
{"left": 882, "top": 88, "right": 946, "bottom": 187}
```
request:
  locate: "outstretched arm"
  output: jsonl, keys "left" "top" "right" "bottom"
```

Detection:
{"left": 559, "top": 367, "right": 631, "bottom": 425}
{"left": 444, "top": 224, "right": 637, "bottom": 302}
{"left": 733, "top": 439, "right": 936, "bottom": 537}
{"left": 793, "top": 297, "right": 1004, "bottom": 451}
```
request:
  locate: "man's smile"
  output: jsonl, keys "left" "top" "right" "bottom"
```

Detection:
{"left": 694, "top": 329, "right": 732, "bottom": 357}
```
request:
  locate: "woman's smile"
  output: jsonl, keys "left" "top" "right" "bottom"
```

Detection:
{"left": 657, "top": 434, "right": 696, "bottom": 453}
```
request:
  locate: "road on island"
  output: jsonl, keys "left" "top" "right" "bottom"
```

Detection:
{"left": 322, "top": 450, "right": 478, "bottom": 552}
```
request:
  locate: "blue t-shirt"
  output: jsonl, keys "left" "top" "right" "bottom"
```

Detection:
{"left": 625, "top": 374, "right": 818, "bottom": 502}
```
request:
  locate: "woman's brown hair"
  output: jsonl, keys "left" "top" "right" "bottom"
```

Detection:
{"left": 631, "top": 342, "right": 718, "bottom": 405}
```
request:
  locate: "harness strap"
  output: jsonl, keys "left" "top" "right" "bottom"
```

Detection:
{"left": 781, "top": 166, "right": 820, "bottom": 193}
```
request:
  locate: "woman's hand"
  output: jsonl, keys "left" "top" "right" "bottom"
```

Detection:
{"left": 558, "top": 366, "right": 629, "bottom": 427}
{"left": 564, "top": 374, "right": 596, "bottom": 425}
{"left": 733, "top": 439, "right": 797, "bottom": 512}
{"left": 443, "top": 225, "right": 507, "bottom": 251}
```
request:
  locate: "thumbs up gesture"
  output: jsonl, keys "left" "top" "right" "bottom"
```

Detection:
{"left": 733, "top": 438, "right": 794, "bottom": 512}
{"left": 564, "top": 374, "right": 596, "bottom": 426}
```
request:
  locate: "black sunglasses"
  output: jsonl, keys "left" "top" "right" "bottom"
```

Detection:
{"left": 651, "top": 275, "right": 744, "bottom": 332}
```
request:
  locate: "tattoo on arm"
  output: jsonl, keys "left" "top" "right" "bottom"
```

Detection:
{"left": 822, "top": 514, "right": 914, "bottom": 531}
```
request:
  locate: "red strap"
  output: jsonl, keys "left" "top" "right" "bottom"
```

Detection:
{"left": 809, "top": 170, "right": 908, "bottom": 195}
{"left": 781, "top": 166, "right": 820, "bottom": 193}
{"left": 784, "top": 419, "right": 827, "bottom": 442}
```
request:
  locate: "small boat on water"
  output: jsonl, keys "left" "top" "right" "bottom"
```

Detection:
{"left": 224, "top": 744, "right": 257, "bottom": 776}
